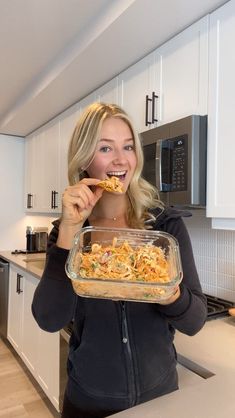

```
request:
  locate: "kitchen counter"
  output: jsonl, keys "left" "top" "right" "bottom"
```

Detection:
{"left": 111, "top": 317, "right": 235, "bottom": 417}
{"left": 0, "top": 251, "right": 46, "bottom": 279}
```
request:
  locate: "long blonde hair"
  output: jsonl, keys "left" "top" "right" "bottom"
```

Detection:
{"left": 68, "top": 102, "right": 163, "bottom": 228}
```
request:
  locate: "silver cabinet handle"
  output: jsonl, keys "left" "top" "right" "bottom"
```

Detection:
{"left": 16, "top": 273, "right": 23, "bottom": 294}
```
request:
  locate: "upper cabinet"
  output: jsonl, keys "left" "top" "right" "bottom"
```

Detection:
{"left": 118, "top": 52, "right": 159, "bottom": 133}
{"left": 96, "top": 77, "right": 119, "bottom": 104}
{"left": 157, "top": 16, "right": 208, "bottom": 125}
{"left": 59, "top": 104, "right": 80, "bottom": 208}
{"left": 25, "top": 120, "right": 60, "bottom": 213}
{"left": 206, "top": 0, "right": 235, "bottom": 227}
{"left": 78, "top": 92, "right": 97, "bottom": 116}
{"left": 118, "top": 16, "right": 208, "bottom": 133}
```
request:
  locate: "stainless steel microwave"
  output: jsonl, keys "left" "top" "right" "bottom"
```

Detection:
{"left": 140, "top": 115, "right": 207, "bottom": 207}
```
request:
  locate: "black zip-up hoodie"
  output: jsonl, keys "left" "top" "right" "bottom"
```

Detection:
{"left": 32, "top": 208, "right": 207, "bottom": 410}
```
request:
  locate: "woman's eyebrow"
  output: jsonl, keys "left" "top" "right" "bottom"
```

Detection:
{"left": 99, "top": 138, "right": 134, "bottom": 142}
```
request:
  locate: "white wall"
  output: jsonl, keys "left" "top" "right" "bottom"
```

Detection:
{"left": 0, "top": 134, "right": 25, "bottom": 250}
{"left": 0, "top": 135, "right": 56, "bottom": 251}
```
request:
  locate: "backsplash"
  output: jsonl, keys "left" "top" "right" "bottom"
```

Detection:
{"left": 184, "top": 210, "right": 235, "bottom": 303}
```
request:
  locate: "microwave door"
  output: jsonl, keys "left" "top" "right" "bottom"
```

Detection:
{"left": 156, "top": 139, "right": 173, "bottom": 190}
{"left": 155, "top": 139, "right": 172, "bottom": 206}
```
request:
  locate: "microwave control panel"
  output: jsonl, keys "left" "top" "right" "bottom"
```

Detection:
{"left": 161, "top": 134, "right": 188, "bottom": 192}
{"left": 170, "top": 134, "right": 188, "bottom": 191}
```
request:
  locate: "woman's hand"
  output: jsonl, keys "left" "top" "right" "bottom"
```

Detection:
{"left": 157, "top": 286, "right": 181, "bottom": 306}
{"left": 57, "top": 178, "right": 103, "bottom": 249}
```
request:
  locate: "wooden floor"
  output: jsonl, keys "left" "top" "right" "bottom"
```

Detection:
{"left": 0, "top": 337, "right": 60, "bottom": 417}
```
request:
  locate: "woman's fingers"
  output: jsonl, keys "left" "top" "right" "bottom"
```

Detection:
{"left": 64, "top": 183, "right": 96, "bottom": 209}
{"left": 61, "top": 178, "right": 104, "bottom": 224}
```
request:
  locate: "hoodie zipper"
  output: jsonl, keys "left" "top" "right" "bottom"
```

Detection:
{"left": 121, "top": 301, "right": 137, "bottom": 407}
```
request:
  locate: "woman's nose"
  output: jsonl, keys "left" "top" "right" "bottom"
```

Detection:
{"left": 113, "top": 149, "right": 127, "bottom": 164}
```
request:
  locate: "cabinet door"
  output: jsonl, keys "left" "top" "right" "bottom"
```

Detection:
{"left": 24, "top": 134, "right": 34, "bottom": 211}
{"left": 96, "top": 77, "right": 119, "bottom": 104}
{"left": 78, "top": 92, "right": 96, "bottom": 116}
{"left": 59, "top": 105, "right": 80, "bottom": 211}
{"left": 42, "top": 120, "right": 60, "bottom": 212}
{"left": 21, "top": 273, "right": 39, "bottom": 376}
{"left": 7, "top": 266, "right": 23, "bottom": 352}
{"left": 25, "top": 122, "right": 60, "bottom": 213}
{"left": 207, "top": 1, "right": 235, "bottom": 220}
{"left": 118, "top": 52, "right": 159, "bottom": 133}
{"left": 24, "top": 133, "right": 43, "bottom": 212}
{"left": 37, "top": 329, "right": 60, "bottom": 411}
{"left": 157, "top": 16, "right": 208, "bottom": 125}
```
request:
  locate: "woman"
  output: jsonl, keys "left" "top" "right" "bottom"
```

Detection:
{"left": 32, "top": 103, "right": 207, "bottom": 418}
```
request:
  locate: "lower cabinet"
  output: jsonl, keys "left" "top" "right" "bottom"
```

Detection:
{"left": 7, "top": 265, "right": 60, "bottom": 411}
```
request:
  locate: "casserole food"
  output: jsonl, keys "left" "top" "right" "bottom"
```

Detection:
{"left": 66, "top": 226, "right": 183, "bottom": 303}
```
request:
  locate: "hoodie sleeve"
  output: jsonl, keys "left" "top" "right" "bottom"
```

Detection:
{"left": 31, "top": 221, "right": 77, "bottom": 332}
{"left": 154, "top": 208, "right": 207, "bottom": 336}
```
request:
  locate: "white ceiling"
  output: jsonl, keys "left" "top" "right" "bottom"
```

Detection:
{"left": 0, "top": 0, "right": 228, "bottom": 137}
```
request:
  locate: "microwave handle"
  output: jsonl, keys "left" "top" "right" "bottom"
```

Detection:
{"left": 155, "top": 140, "right": 163, "bottom": 191}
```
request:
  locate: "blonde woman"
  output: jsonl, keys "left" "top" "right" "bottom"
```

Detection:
{"left": 32, "top": 103, "right": 207, "bottom": 418}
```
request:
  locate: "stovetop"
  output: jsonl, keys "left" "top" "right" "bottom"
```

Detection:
{"left": 205, "top": 294, "right": 235, "bottom": 320}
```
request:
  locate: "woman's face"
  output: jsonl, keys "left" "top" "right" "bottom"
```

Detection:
{"left": 86, "top": 117, "right": 137, "bottom": 193}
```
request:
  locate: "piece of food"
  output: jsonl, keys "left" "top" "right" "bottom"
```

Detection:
{"left": 97, "top": 176, "right": 124, "bottom": 193}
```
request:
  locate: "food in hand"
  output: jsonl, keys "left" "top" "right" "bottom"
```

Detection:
{"left": 97, "top": 176, "right": 124, "bottom": 193}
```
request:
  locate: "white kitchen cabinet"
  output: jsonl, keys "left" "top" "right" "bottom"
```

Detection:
{"left": 118, "top": 16, "right": 208, "bottom": 133}
{"left": 24, "top": 132, "right": 44, "bottom": 212}
{"left": 8, "top": 265, "right": 38, "bottom": 374}
{"left": 7, "top": 265, "right": 60, "bottom": 411}
{"left": 42, "top": 120, "right": 60, "bottom": 212}
{"left": 20, "top": 272, "right": 39, "bottom": 375}
{"left": 157, "top": 16, "right": 208, "bottom": 125}
{"left": 96, "top": 77, "right": 119, "bottom": 104}
{"left": 7, "top": 266, "right": 23, "bottom": 351}
{"left": 59, "top": 104, "right": 80, "bottom": 210}
{"left": 37, "top": 328, "right": 60, "bottom": 411}
{"left": 207, "top": 0, "right": 235, "bottom": 224}
{"left": 77, "top": 91, "right": 96, "bottom": 116}
{"left": 118, "top": 51, "right": 158, "bottom": 133}
{"left": 24, "top": 133, "right": 35, "bottom": 211}
{"left": 25, "top": 120, "right": 61, "bottom": 213}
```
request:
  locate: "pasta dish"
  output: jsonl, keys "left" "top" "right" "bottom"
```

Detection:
{"left": 67, "top": 227, "right": 182, "bottom": 302}
{"left": 75, "top": 238, "right": 170, "bottom": 283}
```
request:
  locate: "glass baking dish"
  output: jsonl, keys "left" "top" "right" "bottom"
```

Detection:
{"left": 65, "top": 226, "right": 183, "bottom": 303}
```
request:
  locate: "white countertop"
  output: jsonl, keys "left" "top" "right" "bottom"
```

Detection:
{"left": 0, "top": 251, "right": 45, "bottom": 279}
{"left": 111, "top": 317, "right": 235, "bottom": 417}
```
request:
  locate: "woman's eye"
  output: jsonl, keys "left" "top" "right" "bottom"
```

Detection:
{"left": 124, "top": 144, "right": 134, "bottom": 151}
{"left": 99, "top": 146, "right": 111, "bottom": 153}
